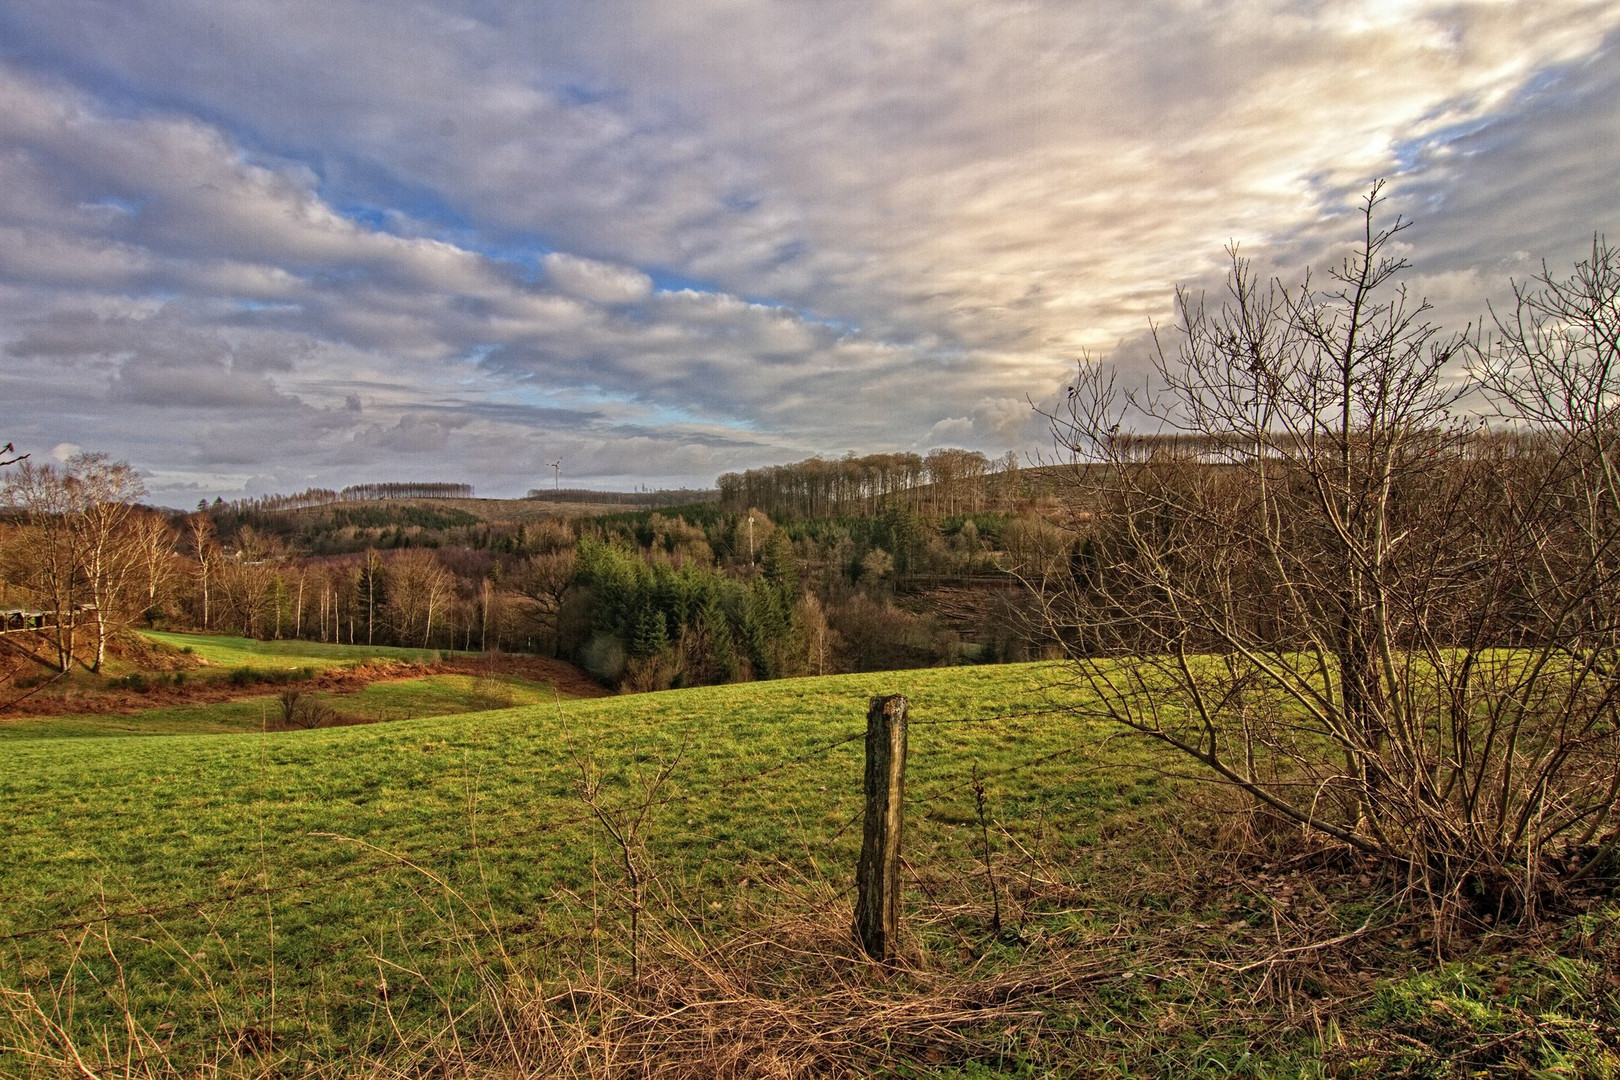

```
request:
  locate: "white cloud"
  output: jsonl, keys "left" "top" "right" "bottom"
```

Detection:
{"left": 0, "top": 3, "right": 1613, "bottom": 498}
{"left": 926, "top": 416, "right": 975, "bottom": 443}
{"left": 542, "top": 253, "right": 653, "bottom": 305}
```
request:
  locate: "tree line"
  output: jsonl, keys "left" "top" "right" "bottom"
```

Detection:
{"left": 338, "top": 482, "right": 474, "bottom": 501}
{"left": 201, "top": 481, "right": 475, "bottom": 518}
{"left": 523, "top": 487, "right": 719, "bottom": 507}
{"left": 717, "top": 448, "right": 1023, "bottom": 520}
{"left": 203, "top": 487, "right": 340, "bottom": 515}
{"left": 0, "top": 450, "right": 1077, "bottom": 686}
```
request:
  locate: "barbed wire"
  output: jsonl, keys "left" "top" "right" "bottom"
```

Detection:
{"left": 910, "top": 745, "right": 1085, "bottom": 807}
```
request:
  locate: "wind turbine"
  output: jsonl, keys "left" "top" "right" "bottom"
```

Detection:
{"left": 548, "top": 459, "right": 562, "bottom": 492}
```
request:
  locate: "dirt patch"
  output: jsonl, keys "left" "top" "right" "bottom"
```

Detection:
{"left": 0, "top": 651, "right": 609, "bottom": 720}
{"left": 435, "top": 651, "right": 612, "bottom": 699}
{"left": 0, "top": 659, "right": 421, "bottom": 718}
{"left": 113, "top": 632, "right": 210, "bottom": 672}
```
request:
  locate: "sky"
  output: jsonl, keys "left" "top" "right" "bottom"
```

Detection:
{"left": 0, "top": 1, "right": 1616, "bottom": 505}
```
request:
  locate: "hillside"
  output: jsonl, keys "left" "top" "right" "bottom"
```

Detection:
{"left": 3, "top": 660, "right": 1615, "bottom": 1077}
{"left": 0, "top": 632, "right": 607, "bottom": 737}
{"left": 294, "top": 495, "right": 706, "bottom": 526}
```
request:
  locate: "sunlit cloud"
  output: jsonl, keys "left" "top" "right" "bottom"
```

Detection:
{"left": 0, "top": 2, "right": 1614, "bottom": 502}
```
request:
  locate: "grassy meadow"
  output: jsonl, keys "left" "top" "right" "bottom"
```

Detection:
{"left": 0, "top": 632, "right": 579, "bottom": 739}
{"left": 0, "top": 673, "right": 555, "bottom": 739}
{"left": 1, "top": 649, "right": 1616, "bottom": 1077}
{"left": 136, "top": 631, "right": 453, "bottom": 669}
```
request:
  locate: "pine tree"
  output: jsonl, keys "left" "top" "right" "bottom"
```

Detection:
{"left": 760, "top": 530, "right": 799, "bottom": 600}
{"left": 630, "top": 602, "right": 669, "bottom": 658}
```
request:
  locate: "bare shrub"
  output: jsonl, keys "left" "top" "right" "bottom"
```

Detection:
{"left": 622, "top": 649, "right": 683, "bottom": 692}
{"left": 276, "top": 686, "right": 335, "bottom": 729}
{"left": 1043, "top": 185, "right": 1620, "bottom": 922}
{"left": 826, "top": 594, "right": 959, "bottom": 672}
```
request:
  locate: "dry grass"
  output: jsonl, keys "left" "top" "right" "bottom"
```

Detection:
{"left": 491, "top": 880, "right": 1122, "bottom": 1079}
{"left": 6, "top": 806, "right": 1617, "bottom": 1080}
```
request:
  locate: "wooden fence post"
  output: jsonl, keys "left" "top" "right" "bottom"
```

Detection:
{"left": 854, "top": 693, "right": 908, "bottom": 961}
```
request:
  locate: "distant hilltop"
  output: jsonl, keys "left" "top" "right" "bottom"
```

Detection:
{"left": 341, "top": 482, "right": 474, "bottom": 501}
{"left": 196, "top": 482, "right": 719, "bottom": 517}
{"left": 202, "top": 482, "right": 475, "bottom": 514}
{"left": 522, "top": 486, "right": 719, "bottom": 508}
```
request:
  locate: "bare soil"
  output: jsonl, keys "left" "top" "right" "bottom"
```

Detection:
{"left": 432, "top": 650, "right": 612, "bottom": 699}
{"left": 0, "top": 648, "right": 610, "bottom": 719}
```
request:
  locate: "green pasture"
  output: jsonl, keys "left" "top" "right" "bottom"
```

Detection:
{"left": 0, "top": 673, "right": 559, "bottom": 740}
{"left": 0, "top": 632, "right": 563, "bottom": 740}
{"left": 1, "top": 659, "right": 1614, "bottom": 1077}
{"left": 0, "top": 663, "right": 1149, "bottom": 1066}
{"left": 138, "top": 630, "right": 454, "bottom": 669}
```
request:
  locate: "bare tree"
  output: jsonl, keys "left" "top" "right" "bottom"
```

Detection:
{"left": 1, "top": 461, "right": 82, "bottom": 670}
{"left": 186, "top": 514, "right": 219, "bottom": 629}
{"left": 277, "top": 686, "right": 335, "bottom": 729}
{"left": 131, "top": 511, "right": 177, "bottom": 613}
{"left": 509, "top": 549, "right": 578, "bottom": 657}
{"left": 386, "top": 548, "right": 455, "bottom": 648}
{"left": 1045, "top": 186, "right": 1620, "bottom": 921}
{"left": 798, "top": 593, "right": 835, "bottom": 675}
{"left": 66, "top": 454, "right": 146, "bottom": 670}
{"left": 212, "top": 558, "right": 273, "bottom": 638}
{"left": 1, "top": 453, "right": 147, "bottom": 671}
{"left": 360, "top": 548, "right": 384, "bottom": 645}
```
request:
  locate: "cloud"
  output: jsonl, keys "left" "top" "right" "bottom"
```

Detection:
{"left": 973, "top": 397, "right": 1042, "bottom": 442}
{"left": 926, "top": 417, "right": 975, "bottom": 444}
{"left": 0, "top": 4, "right": 1613, "bottom": 499}
{"left": 542, "top": 253, "right": 653, "bottom": 305}
{"left": 358, "top": 412, "right": 471, "bottom": 455}
{"left": 111, "top": 354, "right": 295, "bottom": 409}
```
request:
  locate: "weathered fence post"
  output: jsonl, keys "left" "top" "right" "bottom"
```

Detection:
{"left": 854, "top": 693, "right": 908, "bottom": 962}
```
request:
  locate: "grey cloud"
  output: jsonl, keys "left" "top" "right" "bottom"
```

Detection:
{"left": 0, "top": 3, "right": 1614, "bottom": 499}
{"left": 188, "top": 414, "right": 338, "bottom": 466}
{"left": 365, "top": 413, "right": 471, "bottom": 455}
{"left": 111, "top": 354, "right": 294, "bottom": 409}
{"left": 9, "top": 306, "right": 309, "bottom": 401}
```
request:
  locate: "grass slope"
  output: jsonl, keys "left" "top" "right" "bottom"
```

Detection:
{"left": 0, "top": 633, "right": 587, "bottom": 739}
{"left": 1, "top": 666, "right": 1092, "bottom": 1066}
{"left": 1, "top": 662, "right": 1615, "bottom": 1077}
{"left": 138, "top": 631, "right": 453, "bottom": 669}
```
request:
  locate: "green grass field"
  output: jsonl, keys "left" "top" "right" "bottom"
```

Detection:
{"left": 139, "top": 630, "right": 455, "bottom": 669}
{"left": 0, "top": 633, "right": 572, "bottom": 740}
{"left": 0, "top": 664, "right": 1118, "bottom": 1066}
{"left": 0, "top": 673, "right": 557, "bottom": 739}
{"left": 2, "top": 659, "right": 1615, "bottom": 1077}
